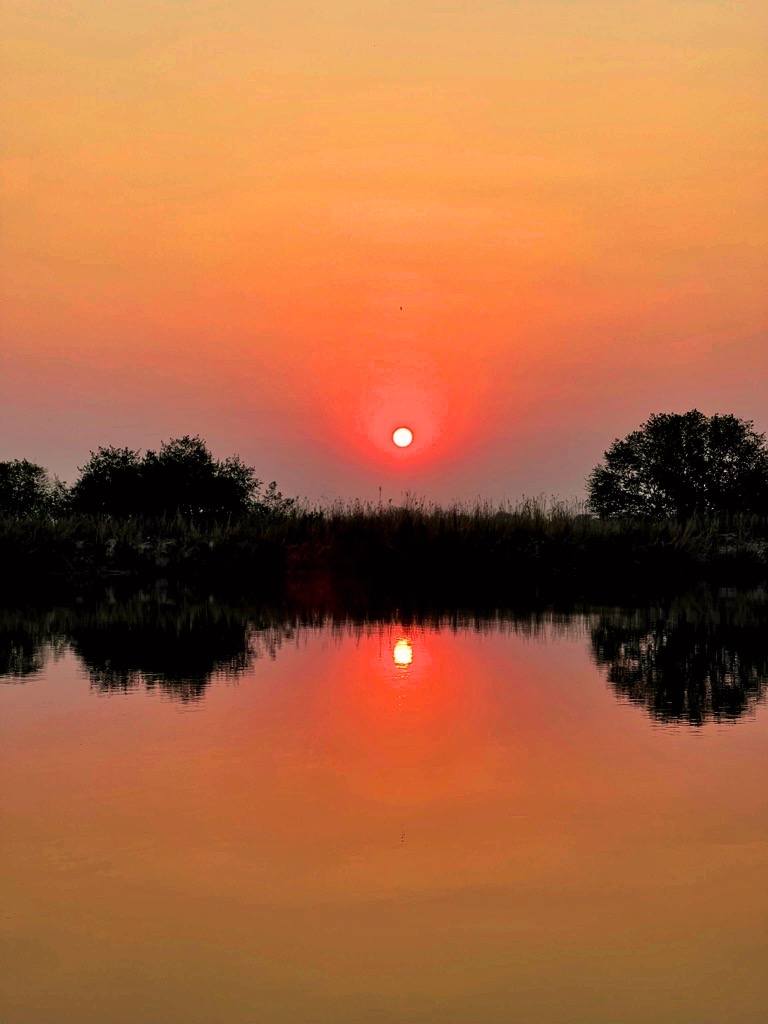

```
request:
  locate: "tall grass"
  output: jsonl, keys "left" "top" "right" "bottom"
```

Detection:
{"left": 1, "top": 497, "right": 767, "bottom": 594}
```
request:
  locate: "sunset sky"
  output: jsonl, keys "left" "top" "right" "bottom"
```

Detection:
{"left": 2, "top": 0, "right": 766, "bottom": 503}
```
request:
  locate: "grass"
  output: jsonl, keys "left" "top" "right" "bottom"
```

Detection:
{"left": 1, "top": 496, "right": 767, "bottom": 597}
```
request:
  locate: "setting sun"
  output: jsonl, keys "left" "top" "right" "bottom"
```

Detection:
{"left": 393, "top": 638, "right": 414, "bottom": 667}
{"left": 393, "top": 427, "right": 414, "bottom": 448}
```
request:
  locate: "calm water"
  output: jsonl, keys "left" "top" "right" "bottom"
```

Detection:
{"left": 2, "top": 590, "right": 768, "bottom": 1023}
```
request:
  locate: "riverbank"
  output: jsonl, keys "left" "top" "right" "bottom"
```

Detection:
{"left": 2, "top": 502, "right": 767, "bottom": 596}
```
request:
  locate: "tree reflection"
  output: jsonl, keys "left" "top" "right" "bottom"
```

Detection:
{"left": 3, "top": 588, "right": 767, "bottom": 720}
{"left": 591, "top": 590, "right": 768, "bottom": 724}
{"left": 70, "top": 612, "right": 252, "bottom": 702}
{"left": 0, "top": 629, "right": 50, "bottom": 679}
{"left": 0, "top": 608, "right": 66, "bottom": 679}
{"left": 0, "top": 595, "right": 296, "bottom": 702}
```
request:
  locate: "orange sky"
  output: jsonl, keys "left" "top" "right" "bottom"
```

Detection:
{"left": 2, "top": 0, "right": 766, "bottom": 501}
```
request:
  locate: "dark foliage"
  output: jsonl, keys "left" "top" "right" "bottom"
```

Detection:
{"left": 140, "top": 436, "right": 257, "bottom": 518}
{"left": 587, "top": 410, "right": 768, "bottom": 519}
{"left": 67, "top": 446, "right": 144, "bottom": 516}
{"left": 0, "top": 459, "right": 66, "bottom": 517}
{"left": 1, "top": 499, "right": 767, "bottom": 590}
{"left": 68, "top": 435, "right": 293, "bottom": 519}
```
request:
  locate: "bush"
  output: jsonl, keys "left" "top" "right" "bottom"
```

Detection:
{"left": 68, "top": 436, "right": 293, "bottom": 519}
{"left": 0, "top": 459, "right": 66, "bottom": 517}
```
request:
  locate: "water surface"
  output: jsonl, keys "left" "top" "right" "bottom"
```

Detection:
{"left": 2, "top": 591, "right": 768, "bottom": 1023}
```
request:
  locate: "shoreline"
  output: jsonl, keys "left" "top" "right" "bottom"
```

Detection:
{"left": 2, "top": 509, "right": 767, "bottom": 596}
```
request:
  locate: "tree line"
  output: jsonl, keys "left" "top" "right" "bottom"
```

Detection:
{"left": 0, "top": 436, "right": 294, "bottom": 519}
{"left": 2, "top": 411, "right": 768, "bottom": 520}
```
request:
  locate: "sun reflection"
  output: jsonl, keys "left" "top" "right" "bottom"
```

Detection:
{"left": 393, "top": 638, "right": 413, "bottom": 668}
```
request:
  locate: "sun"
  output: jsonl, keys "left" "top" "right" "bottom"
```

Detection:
{"left": 393, "top": 638, "right": 413, "bottom": 667}
{"left": 392, "top": 426, "right": 414, "bottom": 448}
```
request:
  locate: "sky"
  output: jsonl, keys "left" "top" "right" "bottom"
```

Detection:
{"left": 2, "top": 0, "right": 766, "bottom": 504}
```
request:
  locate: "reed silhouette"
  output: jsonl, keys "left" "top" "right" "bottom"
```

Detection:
{"left": 1, "top": 499, "right": 766, "bottom": 591}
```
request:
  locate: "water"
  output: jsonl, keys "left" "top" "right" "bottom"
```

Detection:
{"left": 2, "top": 590, "right": 768, "bottom": 1023}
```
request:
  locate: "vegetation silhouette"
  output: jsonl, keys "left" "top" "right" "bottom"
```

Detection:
{"left": 69, "top": 609, "right": 254, "bottom": 703}
{"left": 2, "top": 587, "right": 767, "bottom": 724}
{"left": 0, "top": 459, "right": 66, "bottom": 517}
{"left": 591, "top": 588, "right": 768, "bottom": 724}
{"left": 69, "top": 436, "right": 294, "bottom": 519}
{"left": 0, "top": 593, "right": 298, "bottom": 702}
{"left": 1, "top": 423, "right": 768, "bottom": 589}
{"left": 587, "top": 410, "right": 768, "bottom": 519}
{"left": 1, "top": 497, "right": 767, "bottom": 590}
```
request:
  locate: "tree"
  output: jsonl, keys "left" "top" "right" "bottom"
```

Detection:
{"left": 69, "top": 447, "right": 143, "bottom": 516}
{"left": 252, "top": 479, "right": 296, "bottom": 519}
{"left": 141, "top": 436, "right": 263, "bottom": 518}
{"left": 587, "top": 410, "right": 768, "bottom": 519}
{"left": 0, "top": 459, "right": 65, "bottom": 516}
{"left": 68, "top": 436, "right": 287, "bottom": 519}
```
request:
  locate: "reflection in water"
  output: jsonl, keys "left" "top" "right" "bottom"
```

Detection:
{"left": 1, "top": 587, "right": 767, "bottom": 723}
{"left": 393, "top": 637, "right": 413, "bottom": 668}
{"left": 68, "top": 606, "right": 258, "bottom": 702}
{"left": 591, "top": 589, "right": 768, "bottom": 725}
{"left": 4, "top": 593, "right": 768, "bottom": 1024}
{"left": 0, "top": 622, "right": 67, "bottom": 680}
{"left": 0, "top": 594, "right": 298, "bottom": 702}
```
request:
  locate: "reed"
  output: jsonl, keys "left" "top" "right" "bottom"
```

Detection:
{"left": 1, "top": 498, "right": 766, "bottom": 592}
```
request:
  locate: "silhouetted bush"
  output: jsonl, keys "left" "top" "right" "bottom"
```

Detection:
{"left": 587, "top": 410, "right": 768, "bottom": 518}
{"left": 0, "top": 459, "right": 66, "bottom": 517}
{"left": 68, "top": 435, "right": 294, "bottom": 520}
{"left": 67, "top": 446, "right": 143, "bottom": 516}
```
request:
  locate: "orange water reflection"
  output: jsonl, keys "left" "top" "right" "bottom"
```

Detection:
{"left": 392, "top": 637, "right": 413, "bottom": 667}
{"left": 2, "top": 618, "right": 768, "bottom": 1023}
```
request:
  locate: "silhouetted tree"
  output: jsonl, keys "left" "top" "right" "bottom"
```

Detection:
{"left": 69, "top": 446, "right": 143, "bottom": 516}
{"left": 69, "top": 435, "right": 293, "bottom": 519}
{"left": 253, "top": 479, "right": 296, "bottom": 519}
{"left": 141, "top": 435, "right": 257, "bottom": 518}
{"left": 587, "top": 410, "right": 768, "bottom": 518}
{"left": 0, "top": 459, "right": 66, "bottom": 516}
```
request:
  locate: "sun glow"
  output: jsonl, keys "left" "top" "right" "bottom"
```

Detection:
{"left": 393, "top": 638, "right": 414, "bottom": 667}
{"left": 392, "top": 427, "right": 414, "bottom": 448}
